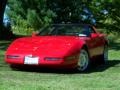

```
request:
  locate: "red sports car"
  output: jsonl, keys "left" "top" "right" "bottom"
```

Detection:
{"left": 5, "top": 24, "right": 108, "bottom": 71}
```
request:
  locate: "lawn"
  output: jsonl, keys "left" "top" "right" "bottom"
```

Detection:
{"left": 0, "top": 40, "right": 120, "bottom": 90}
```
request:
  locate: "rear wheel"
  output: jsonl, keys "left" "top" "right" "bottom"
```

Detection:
{"left": 77, "top": 49, "right": 90, "bottom": 72}
{"left": 101, "top": 45, "right": 108, "bottom": 64}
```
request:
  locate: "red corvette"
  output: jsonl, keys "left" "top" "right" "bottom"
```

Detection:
{"left": 5, "top": 24, "right": 108, "bottom": 71}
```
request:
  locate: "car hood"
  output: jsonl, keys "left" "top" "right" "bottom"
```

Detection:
{"left": 7, "top": 36, "right": 85, "bottom": 56}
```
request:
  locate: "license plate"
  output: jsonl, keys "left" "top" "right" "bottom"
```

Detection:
{"left": 24, "top": 56, "right": 39, "bottom": 65}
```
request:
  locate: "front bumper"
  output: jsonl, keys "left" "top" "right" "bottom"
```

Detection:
{"left": 5, "top": 55, "right": 78, "bottom": 69}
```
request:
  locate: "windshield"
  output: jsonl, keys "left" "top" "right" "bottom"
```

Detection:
{"left": 39, "top": 24, "right": 91, "bottom": 36}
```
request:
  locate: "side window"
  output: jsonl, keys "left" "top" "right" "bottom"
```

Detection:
{"left": 82, "top": 26, "right": 91, "bottom": 37}
{"left": 82, "top": 26, "right": 96, "bottom": 37}
{"left": 89, "top": 26, "right": 96, "bottom": 33}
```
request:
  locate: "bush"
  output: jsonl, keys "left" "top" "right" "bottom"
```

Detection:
{"left": 107, "top": 32, "right": 119, "bottom": 44}
{"left": 12, "top": 16, "right": 34, "bottom": 36}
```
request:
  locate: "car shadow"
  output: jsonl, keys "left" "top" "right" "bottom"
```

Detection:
{"left": 83, "top": 60, "right": 120, "bottom": 74}
{"left": 9, "top": 59, "right": 120, "bottom": 74}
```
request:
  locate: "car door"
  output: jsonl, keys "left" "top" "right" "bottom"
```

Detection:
{"left": 85, "top": 26, "right": 104, "bottom": 58}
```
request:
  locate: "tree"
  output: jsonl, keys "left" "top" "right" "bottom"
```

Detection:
{"left": 8, "top": 0, "right": 56, "bottom": 33}
{"left": 0, "top": 0, "right": 13, "bottom": 39}
{"left": 47, "top": 0, "right": 90, "bottom": 23}
{"left": 0, "top": 0, "right": 7, "bottom": 26}
{"left": 8, "top": 0, "right": 120, "bottom": 34}
{"left": 0, "top": 0, "right": 8, "bottom": 39}
{"left": 104, "top": 0, "right": 120, "bottom": 32}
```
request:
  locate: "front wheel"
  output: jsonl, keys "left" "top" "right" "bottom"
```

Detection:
{"left": 77, "top": 49, "right": 90, "bottom": 72}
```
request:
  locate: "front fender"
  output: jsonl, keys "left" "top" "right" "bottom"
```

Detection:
{"left": 65, "top": 40, "right": 86, "bottom": 56}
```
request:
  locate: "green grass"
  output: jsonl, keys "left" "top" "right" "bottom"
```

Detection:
{"left": 0, "top": 40, "right": 120, "bottom": 90}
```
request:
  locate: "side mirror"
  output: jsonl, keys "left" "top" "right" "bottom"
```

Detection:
{"left": 91, "top": 33, "right": 99, "bottom": 38}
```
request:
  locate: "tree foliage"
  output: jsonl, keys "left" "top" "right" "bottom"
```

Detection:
{"left": 7, "top": 0, "right": 120, "bottom": 33}
{"left": 8, "top": 0, "right": 56, "bottom": 32}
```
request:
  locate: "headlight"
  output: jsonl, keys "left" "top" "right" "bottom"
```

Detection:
{"left": 65, "top": 55, "right": 78, "bottom": 60}
{"left": 6, "top": 55, "right": 20, "bottom": 59}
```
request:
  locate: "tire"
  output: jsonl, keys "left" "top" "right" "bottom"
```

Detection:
{"left": 10, "top": 64, "right": 21, "bottom": 70}
{"left": 77, "top": 49, "right": 90, "bottom": 72}
{"left": 10, "top": 64, "right": 18, "bottom": 70}
{"left": 101, "top": 45, "right": 108, "bottom": 64}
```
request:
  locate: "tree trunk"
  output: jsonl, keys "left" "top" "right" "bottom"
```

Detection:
{"left": 0, "top": 0, "right": 7, "bottom": 26}
{"left": 0, "top": 0, "right": 9, "bottom": 39}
